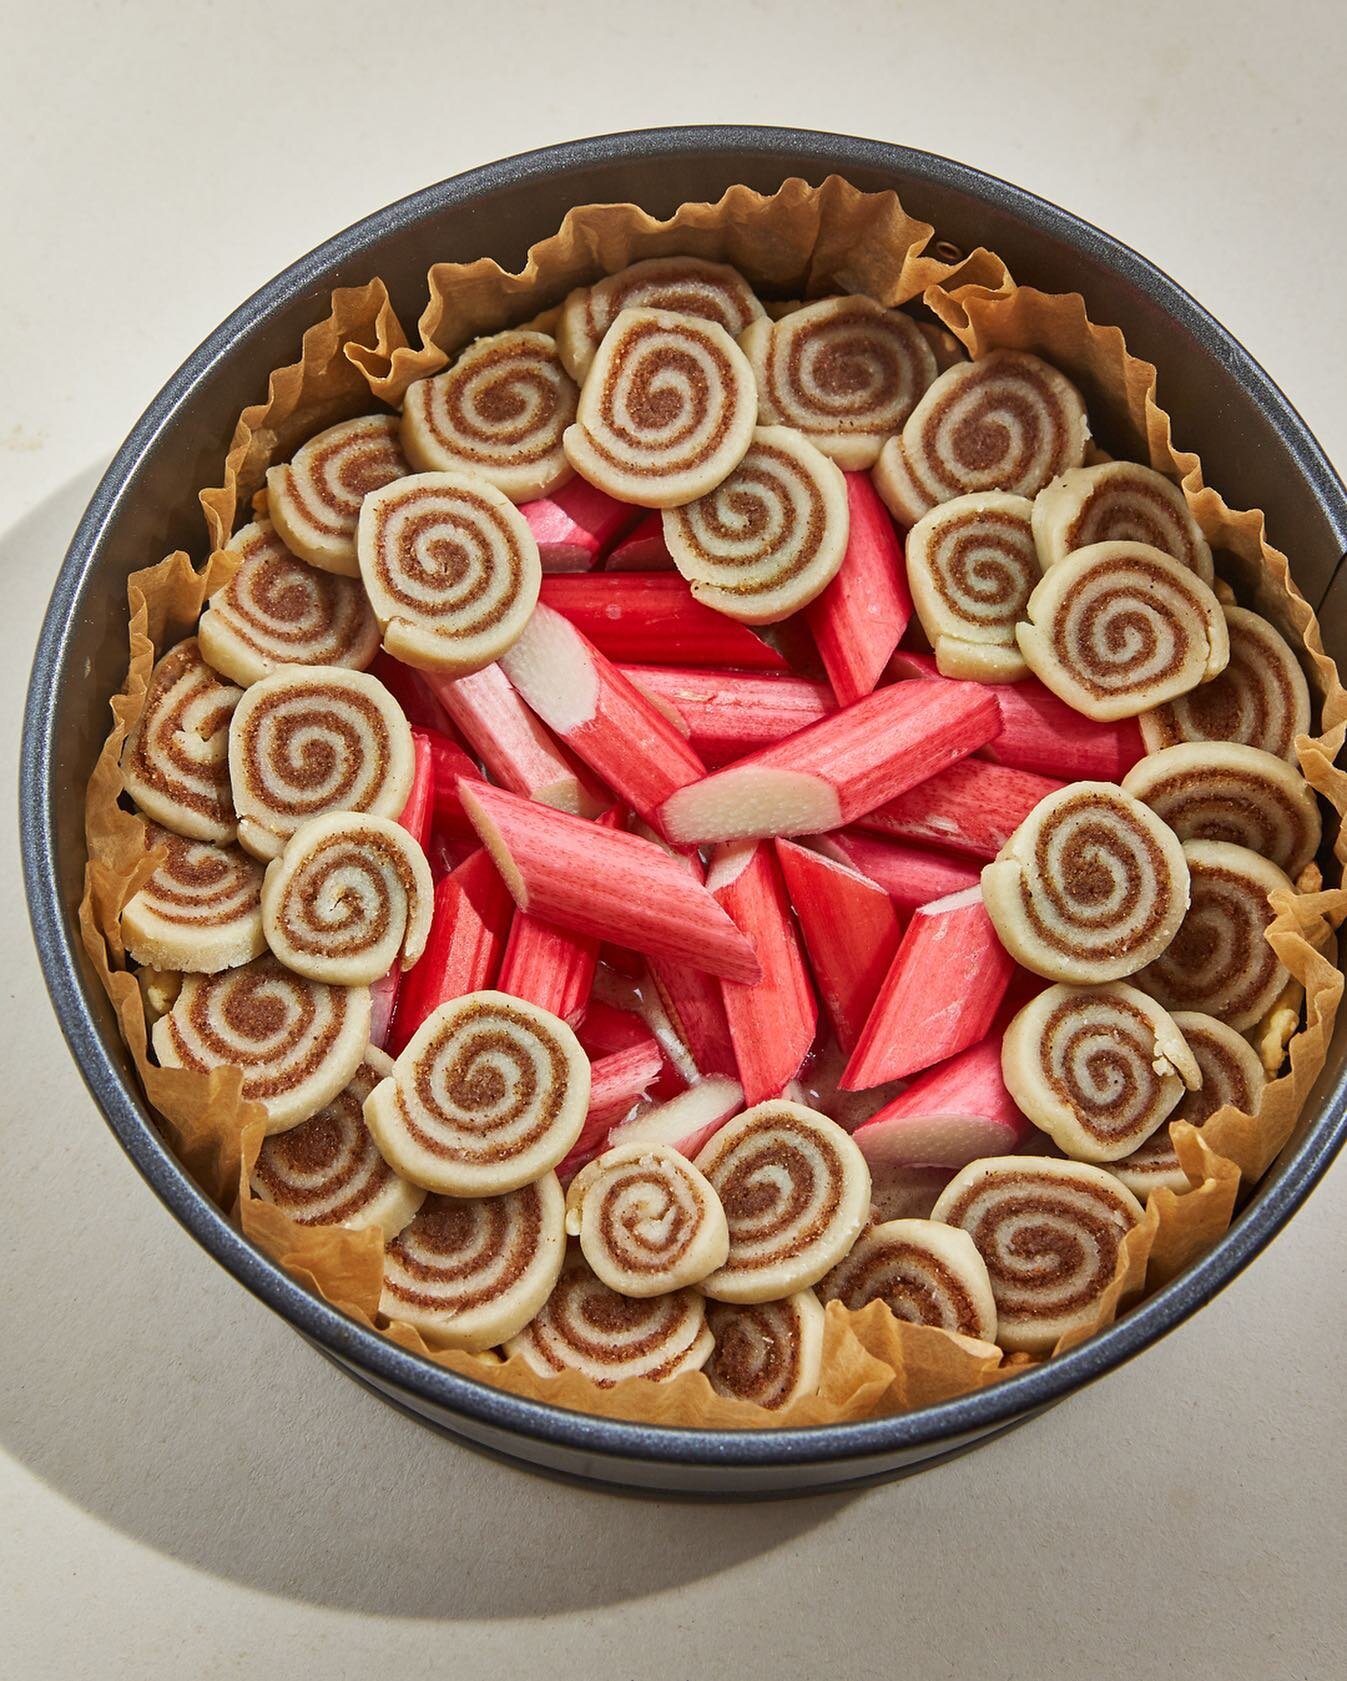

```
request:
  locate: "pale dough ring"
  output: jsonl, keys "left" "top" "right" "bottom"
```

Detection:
{"left": 564, "top": 1142, "right": 730, "bottom": 1296}
{"left": 703, "top": 1291, "right": 826, "bottom": 1410}
{"left": 1031, "top": 461, "right": 1213, "bottom": 582}
{"left": 121, "top": 638, "right": 242, "bottom": 843}
{"left": 266, "top": 413, "right": 410, "bottom": 576}
{"left": 122, "top": 822, "right": 266, "bottom": 972}
{"left": 817, "top": 1217, "right": 998, "bottom": 1341}
{"left": 905, "top": 491, "right": 1039, "bottom": 681}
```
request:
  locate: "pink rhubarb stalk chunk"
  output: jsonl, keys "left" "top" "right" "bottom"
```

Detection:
{"left": 519, "top": 476, "right": 643, "bottom": 572}
{"left": 539, "top": 575, "right": 789, "bottom": 669}
{"left": 606, "top": 511, "right": 673, "bottom": 570}
{"left": 618, "top": 665, "right": 835, "bottom": 766}
{"left": 458, "top": 781, "right": 762, "bottom": 984}
{"left": 775, "top": 839, "right": 903, "bottom": 1056}
{"left": 609, "top": 1075, "right": 745, "bottom": 1159}
{"left": 807, "top": 471, "right": 912, "bottom": 705}
{"left": 708, "top": 841, "right": 817, "bottom": 1105}
{"left": 555, "top": 1039, "right": 667, "bottom": 1180}
{"left": 851, "top": 1036, "right": 1031, "bottom": 1168}
{"left": 860, "top": 757, "right": 1062, "bottom": 859}
{"left": 842, "top": 886, "right": 1016, "bottom": 1088}
{"left": 816, "top": 829, "right": 980, "bottom": 915}
{"left": 659, "top": 677, "right": 1001, "bottom": 845}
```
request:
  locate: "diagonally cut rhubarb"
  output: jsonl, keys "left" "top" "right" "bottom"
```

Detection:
{"left": 860, "top": 757, "right": 1062, "bottom": 859}
{"left": 539, "top": 574, "right": 789, "bottom": 670}
{"left": 617, "top": 665, "right": 835, "bottom": 766}
{"left": 519, "top": 476, "right": 643, "bottom": 572}
{"left": 807, "top": 471, "right": 912, "bottom": 705}
{"left": 851, "top": 1035, "right": 1032, "bottom": 1169}
{"left": 608, "top": 1076, "right": 745, "bottom": 1159}
{"left": 815, "top": 829, "right": 980, "bottom": 914}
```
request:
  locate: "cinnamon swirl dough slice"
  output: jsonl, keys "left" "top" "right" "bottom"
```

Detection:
{"left": 380, "top": 1174, "right": 566, "bottom": 1351}
{"left": 504, "top": 1248, "right": 713, "bottom": 1385}
{"left": 1107, "top": 1011, "right": 1265, "bottom": 1196}
{"left": 251, "top": 1048, "right": 425, "bottom": 1237}
{"left": 261, "top": 813, "right": 433, "bottom": 986}
{"left": 198, "top": 521, "right": 380, "bottom": 686}
{"left": 364, "top": 991, "right": 590, "bottom": 1196}
{"left": 817, "top": 1218, "right": 998, "bottom": 1341}
{"left": 1032, "top": 462, "right": 1213, "bottom": 583}
{"left": 932, "top": 1157, "right": 1144, "bottom": 1354}
{"left": 906, "top": 492, "right": 1040, "bottom": 681}
{"left": 564, "top": 1143, "right": 730, "bottom": 1295}
{"left": 402, "top": 330, "right": 578, "bottom": 502}
{"left": 228, "top": 665, "right": 415, "bottom": 860}
{"left": 1135, "top": 841, "right": 1293, "bottom": 1031}
{"left": 1139, "top": 605, "right": 1313, "bottom": 761}
{"left": 563, "top": 308, "right": 758, "bottom": 508}
{"left": 1122, "top": 742, "right": 1321, "bottom": 876}
{"left": 693, "top": 1102, "right": 871, "bottom": 1303}
{"left": 739, "top": 296, "right": 938, "bottom": 469}
{"left": 1001, "top": 983, "right": 1200, "bottom": 1163}
{"left": 703, "top": 1291, "right": 826, "bottom": 1409}
{"left": 661, "top": 427, "right": 848, "bottom": 623}
{"left": 151, "top": 954, "right": 371, "bottom": 1133}
{"left": 122, "top": 823, "right": 265, "bottom": 972}
{"left": 266, "top": 414, "right": 410, "bottom": 576}
{"left": 557, "top": 256, "right": 765, "bottom": 382}
{"left": 874, "top": 351, "right": 1089, "bottom": 525}
{"left": 981, "top": 782, "right": 1190, "bottom": 984}
{"left": 356, "top": 472, "right": 541, "bottom": 674}
{"left": 1016, "top": 542, "right": 1229, "bottom": 720}
{"left": 121, "top": 638, "right": 242, "bottom": 843}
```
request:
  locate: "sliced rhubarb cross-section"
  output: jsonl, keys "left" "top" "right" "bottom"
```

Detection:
{"left": 842, "top": 886, "right": 1015, "bottom": 1088}
{"left": 608, "top": 1075, "right": 745, "bottom": 1159}
{"left": 775, "top": 839, "right": 902, "bottom": 1056}
{"left": 707, "top": 841, "right": 817, "bottom": 1105}
{"left": 500, "top": 603, "right": 706, "bottom": 831}
{"left": 606, "top": 511, "right": 673, "bottom": 570}
{"left": 659, "top": 677, "right": 1001, "bottom": 844}
{"left": 617, "top": 665, "right": 835, "bottom": 767}
{"left": 807, "top": 471, "right": 912, "bottom": 705}
{"left": 539, "top": 574, "right": 789, "bottom": 669}
{"left": 519, "top": 475, "right": 643, "bottom": 572}
{"left": 851, "top": 1036, "right": 1031, "bottom": 1169}
{"left": 459, "top": 780, "right": 762, "bottom": 984}
{"left": 816, "top": 829, "right": 980, "bottom": 915}
{"left": 860, "top": 757, "right": 1062, "bottom": 859}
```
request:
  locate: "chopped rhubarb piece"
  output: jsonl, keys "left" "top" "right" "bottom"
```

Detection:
{"left": 555, "top": 1039, "right": 667, "bottom": 1180}
{"left": 775, "top": 839, "right": 902, "bottom": 1055}
{"left": 417, "top": 728, "right": 485, "bottom": 834}
{"left": 425, "top": 663, "right": 604, "bottom": 817}
{"left": 860, "top": 757, "right": 1062, "bottom": 859}
{"left": 386, "top": 848, "right": 513, "bottom": 1056}
{"left": 608, "top": 1075, "right": 745, "bottom": 1158}
{"left": 577, "top": 1000, "right": 656, "bottom": 1056}
{"left": 617, "top": 665, "right": 835, "bottom": 766}
{"left": 852, "top": 1036, "right": 1030, "bottom": 1167}
{"left": 519, "top": 476, "right": 643, "bottom": 571}
{"left": 500, "top": 604, "right": 706, "bottom": 830}
{"left": 708, "top": 841, "right": 817, "bottom": 1105}
{"left": 606, "top": 511, "right": 673, "bottom": 570}
{"left": 816, "top": 830, "right": 980, "bottom": 915}
{"left": 459, "top": 780, "right": 761, "bottom": 984}
{"left": 598, "top": 942, "right": 646, "bottom": 979}
{"left": 807, "top": 471, "right": 912, "bottom": 705}
{"left": 892, "top": 650, "right": 1145, "bottom": 781}
{"left": 660, "top": 678, "right": 1001, "bottom": 844}
{"left": 843, "top": 886, "right": 1015, "bottom": 1088}
{"left": 633, "top": 842, "right": 739, "bottom": 1080}
{"left": 426, "top": 822, "right": 475, "bottom": 881}
{"left": 370, "top": 651, "right": 456, "bottom": 736}
{"left": 399, "top": 730, "right": 436, "bottom": 850}
{"left": 539, "top": 575, "right": 789, "bottom": 669}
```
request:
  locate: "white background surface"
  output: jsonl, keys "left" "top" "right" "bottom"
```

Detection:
{"left": 3, "top": 2, "right": 1344, "bottom": 1676}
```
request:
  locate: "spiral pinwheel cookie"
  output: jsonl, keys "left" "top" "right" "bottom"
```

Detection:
{"left": 1106, "top": 1010, "right": 1265, "bottom": 1197}
{"left": 228, "top": 665, "right": 415, "bottom": 859}
{"left": 1031, "top": 461, "right": 1213, "bottom": 582}
{"left": 556, "top": 255, "right": 765, "bottom": 382}
{"left": 660, "top": 427, "right": 848, "bottom": 623}
{"left": 693, "top": 1102, "right": 871, "bottom": 1303}
{"left": 564, "top": 1143, "right": 730, "bottom": 1296}
{"left": 1015, "top": 542, "right": 1229, "bottom": 720}
{"left": 739, "top": 296, "right": 938, "bottom": 469}
{"left": 355, "top": 472, "right": 541, "bottom": 674}
{"left": 932, "top": 1157, "right": 1145, "bottom": 1354}
{"left": 817, "top": 1218, "right": 998, "bottom": 1341}
{"left": 504, "top": 1249, "right": 714, "bottom": 1386}
{"left": 151, "top": 954, "right": 371, "bottom": 1133}
{"left": 363, "top": 991, "right": 590, "bottom": 1195}
{"left": 401, "top": 330, "right": 578, "bottom": 502}
{"left": 1001, "top": 983, "right": 1200, "bottom": 1163}
{"left": 250, "top": 1048, "right": 425, "bottom": 1237}
{"left": 380, "top": 1174, "right": 566, "bottom": 1351}
{"left": 266, "top": 413, "right": 410, "bottom": 576}
{"left": 121, "top": 638, "right": 242, "bottom": 843}
{"left": 703, "top": 1291, "right": 826, "bottom": 1410}
{"left": 1122, "top": 741, "right": 1321, "bottom": 877}
{"left": 197, "top": 521, "right": 380, "bottom": 687}
{"left": 873, "top": 350, "right": 1089, "bottom": 525}
{"left": 905, "top": 492, "right": 1040, "bottom": 681}
{"left": 981, "top": 782, "right": 1191, "bottom": 984}
{"left": 563, "top": 308, "right": 758, "bottom": 508}
{"left": 1135, "top": 840, "right": 1293, "bottom": 1031}
{"left": 261, "top": 813, "right": 433, "bottom": 986}
{"left": 121, "top": 823, "right": 265, "bottom": 972}
{"left": 1139, "top": 605, "right": 1313, "bottom": 761}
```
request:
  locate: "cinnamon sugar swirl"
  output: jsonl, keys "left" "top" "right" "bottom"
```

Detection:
{"left": 564, "top": 1142, "right": 730, "bottom": 1295}
{"left": 818, "top": 1217, "right": 998, "bottom": 1341}
{"left": 266, "top": 414, "right": 410, "bottom": 576}
{"left": 122, "top": 823, "right": 265, "bottom": 972}
{"left": 121, "top": 638, "right": 242, "bottom": 843}
{"left": 1032, "top": 461, "right": 1213, "bottom": 582}
{"left": 703, "top": 1291, "right": 826, "bottom": 1409}
{"left": 905, "top": 491, "right": 1039, "bottom": 681}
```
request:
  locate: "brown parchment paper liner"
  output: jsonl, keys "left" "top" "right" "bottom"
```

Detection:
{"left": 80, "top": 176, "right": 1345, "bottom": 1431}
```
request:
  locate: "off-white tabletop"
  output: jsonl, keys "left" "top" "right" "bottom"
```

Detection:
{"left": 3, "top": 3, "right": 1344, "bottom": 1675}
